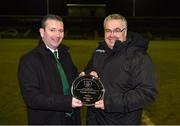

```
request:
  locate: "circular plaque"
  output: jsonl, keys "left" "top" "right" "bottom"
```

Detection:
{"left": 71, "top": 75, "right": 105, "bottom": 106}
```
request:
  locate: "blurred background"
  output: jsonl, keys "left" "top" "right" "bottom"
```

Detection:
{"left": 0, "top": 0, "right": 179, "bottom": 39}
{"left": 0, "top": 0, "right": 180, "bottom": 125}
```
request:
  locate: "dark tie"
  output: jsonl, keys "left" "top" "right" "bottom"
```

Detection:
{"left": 53, "top": 51, "right": 73, "bottom": 117}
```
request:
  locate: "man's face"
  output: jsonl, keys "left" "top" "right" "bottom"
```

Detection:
{"left": 104, "top": 19, "right": 127, "bottom": 49}
{"left": 39, "top": 19, "right": 64, "bottom": 50}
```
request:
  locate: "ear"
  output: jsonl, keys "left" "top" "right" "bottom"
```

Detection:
{"left": 39, "top": 28, "right": 44, "bottom": 38}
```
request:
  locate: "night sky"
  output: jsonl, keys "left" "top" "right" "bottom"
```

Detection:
{"left": 0, "top": 0, "right": 179, "bottom": 16}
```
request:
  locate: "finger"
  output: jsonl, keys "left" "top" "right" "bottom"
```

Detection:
{"left": 73, "top": 97, "right": 82, "bottom": 103}
{"left": 95, "top": 103, "right": 102, "bottom": 108}
{"left": 95, "top": 103, "right": 104, "bottom": 110}
{"left": 72, "top": 97, "right": 82, "bottom": 107}
{"left": 95, "top": 99, "right": 103, "bottom": 104}
{"left": 90, "top": 71, "right": 98, "bottom": 78}
{"left": 79, "top": 71, "right": 85, "bottom": 76}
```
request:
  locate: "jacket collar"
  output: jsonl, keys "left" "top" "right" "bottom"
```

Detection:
{"left": 98, "top": 39, "right": 128, "bottom": 53}
{"left": 36, "top": 39, "right": 69, "bottom": 57}
{"left": 98, "top": 32, "right": 149, "bottom": 53}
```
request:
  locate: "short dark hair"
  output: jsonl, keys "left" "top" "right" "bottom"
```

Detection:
{"left": 41, "top": 14, "right": 63, "bottom": 29}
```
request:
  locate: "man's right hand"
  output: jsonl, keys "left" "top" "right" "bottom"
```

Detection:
{"left": 72, "top": 97, "right": 82, "bottom": 108}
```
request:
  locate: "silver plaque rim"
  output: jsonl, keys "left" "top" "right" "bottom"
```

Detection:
{"left": 71, "top": 75, "right": 105, "bottom": 106}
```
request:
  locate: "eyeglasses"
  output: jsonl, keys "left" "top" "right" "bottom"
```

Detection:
{"left": 105, "top": 28, "right": 125, "bottom": 34}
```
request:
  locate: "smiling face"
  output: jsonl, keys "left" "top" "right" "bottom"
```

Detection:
{"left": 39, "top": 19, "right": 64, "bottom": 50}
{"left": 104, "top": 19, "right": 127, "bottom": 49}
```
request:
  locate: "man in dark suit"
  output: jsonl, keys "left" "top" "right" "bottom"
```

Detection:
{"left": 18, "top": 14, "right": 82, "bottom": 125}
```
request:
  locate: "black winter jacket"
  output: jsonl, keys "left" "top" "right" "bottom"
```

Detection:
{"left": 18, "top": 40, "right": 81, "bottom": 125}
{"left": 85, "top": 32, "right": 157, "bottom": 125}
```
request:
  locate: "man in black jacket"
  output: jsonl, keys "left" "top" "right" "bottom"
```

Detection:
{"left": 84, "top": 14, "right": 157, "bottom": 124}
{"left": 18, "top": 14, "right": 82, "bottom": 125}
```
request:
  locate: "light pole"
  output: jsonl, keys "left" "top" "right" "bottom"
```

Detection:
{"left": 133, "top": 0, "right": 136, "bottom": 16}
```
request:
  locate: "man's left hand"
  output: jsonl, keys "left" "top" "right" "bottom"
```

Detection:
{"left": 94, "top": 99, "right": 104, "bottom": 110}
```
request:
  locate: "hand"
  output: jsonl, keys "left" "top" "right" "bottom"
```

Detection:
{"left": 72, "top": 97, "right": 82, "bottom": 108}
{"left": 94, "top": 99, "right": 104, "bottom": 110}
{"left": 79, "top": 71, "right": 98, "bottom": 78}
{"left": 79, "top": 71, "right": 85, "bottom": 76}
{"left": 90, "top": 71, "right": 98, "bottom": 78}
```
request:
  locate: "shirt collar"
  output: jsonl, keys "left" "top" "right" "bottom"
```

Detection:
{"left": 45, "top": 45, "right": 59, "bottom": 58}
{"left": 45, "top": 45, "right": 58, "bottom": 53}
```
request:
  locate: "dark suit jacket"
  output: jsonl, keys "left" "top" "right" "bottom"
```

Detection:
{"left": 18, "top": 40, "right": 81, "bottom": 125}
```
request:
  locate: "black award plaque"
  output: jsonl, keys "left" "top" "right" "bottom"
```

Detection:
{"left": 71, "top": 75, "right": 105, "bottom": 106}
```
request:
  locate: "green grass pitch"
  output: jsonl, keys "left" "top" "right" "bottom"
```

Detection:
{"left": 0, "top": 39, "right": 180, "bottom": 124}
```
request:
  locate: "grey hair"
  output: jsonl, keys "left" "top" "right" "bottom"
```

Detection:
{"left": 104, "top": 14, "right": 127, "bottom": 29}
